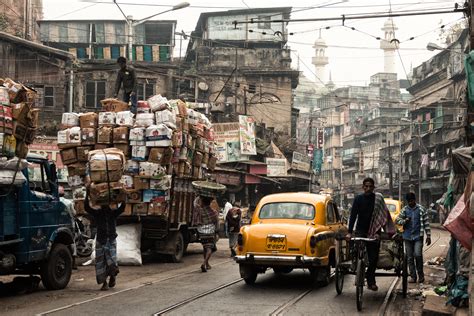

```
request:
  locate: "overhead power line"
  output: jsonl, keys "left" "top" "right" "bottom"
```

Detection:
{"left": 232, "top": 7, "right": 465, "bottom": 26}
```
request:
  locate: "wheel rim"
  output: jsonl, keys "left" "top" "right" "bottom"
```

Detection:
{"left": 55, "top": 256, "right": 66, "bottom": 280}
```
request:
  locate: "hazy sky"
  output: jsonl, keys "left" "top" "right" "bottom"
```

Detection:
{"left": 42, "top": 0, "right": 465, "bottom": 88}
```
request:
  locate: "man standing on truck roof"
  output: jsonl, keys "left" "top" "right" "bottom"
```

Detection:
{"left": 84, "top": 194, "right": 125, "bottom": 291}
{"left": 114, "top": 56, "right": 137, "bottom": 114}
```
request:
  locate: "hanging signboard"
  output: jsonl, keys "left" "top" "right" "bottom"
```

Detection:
{"left": 213, "top": 122, "right": 249, "bottom": 162}
{"left": 238, "top": 115, "right": 257, "bottom": 156}
{"left": 266, "top": 158, "right": 287, "bottom": 177}
{"left": 313, "top": 148, "right": 323, "bottom": 173}
{"left": 29, "top": 142, "right": 68, "bottom": 183}
{"left": 291, "top": 152, "right": 310, "bottom": 172}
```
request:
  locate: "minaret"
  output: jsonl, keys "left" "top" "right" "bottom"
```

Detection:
{"left": 380, "top": 18, "right": 398, "bottom": 73}
{"left": 312, "top": 30, "right": 328, "bottom": 86}
{"left": 326, "top": 71, "right": 335, "bottom": 91}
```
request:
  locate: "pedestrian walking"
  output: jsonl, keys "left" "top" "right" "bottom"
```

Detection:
{"left": 346, "top": 177, "right": 395, "bottom": 291}
{"left": 222, "top": 199, "right": 233, "bottom": 237}
{"left": 396, "top": 192, "right": 431, "bottom": 283}
{"left": 84, "top": 194, "right": 125, "bottom": 290}
{"left": 113, "top": 56, "right": 137, "bottom": 113}
{"left": 193, "top": 195, "right": 219, "bottom": 272}
{"left": 226, "top": 206, "right": 241, "bottom": 257}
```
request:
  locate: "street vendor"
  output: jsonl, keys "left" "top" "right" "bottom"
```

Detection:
{"left": 193, "top": 194, "right": 219, "bottom": 272}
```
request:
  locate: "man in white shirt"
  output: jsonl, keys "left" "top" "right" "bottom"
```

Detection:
{"left": 223, "top": 199, "right": 233, "bottom": 237}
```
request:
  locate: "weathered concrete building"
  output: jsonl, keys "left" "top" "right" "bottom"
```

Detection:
{"left": 0, "top": 0, "right": 43, "bottom": 41}
{"left": 0, "top": 31, "right": 73, "bottom": 133}
{"left": 184, "top": 7, "right": 299, "bottom": 137}
{"left": 404, "top": 29, "right": 468, "bottom": 206}
{"left": 39, "top": 19, "right": 177, "bottom": 110}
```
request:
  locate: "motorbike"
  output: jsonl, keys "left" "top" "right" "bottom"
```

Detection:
{"left": 74, "top": 217, "right": 93, "bottom": 258}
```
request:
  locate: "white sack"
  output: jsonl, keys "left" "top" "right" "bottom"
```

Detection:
{"left": 116, "top": 224, "right": 142, "bottom": 266}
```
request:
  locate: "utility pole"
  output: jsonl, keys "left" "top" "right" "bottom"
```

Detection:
{"left": 418, "top": 124, "right": 422, "bottom": 204}
{"left": 308, "top": 113, "right": 313, "bottom": 192}
{"left": 398, "top": 132, "right": 402, "bottom": 201}
{"left": 243, "top": 87, "right": 247, "bottom": 115}
{"left": 388, "top": 140, "right": 393, "bottom": 198}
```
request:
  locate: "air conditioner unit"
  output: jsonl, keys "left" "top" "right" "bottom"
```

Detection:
{"left": 456, "top": 114, "right": 464, "bottom": 122}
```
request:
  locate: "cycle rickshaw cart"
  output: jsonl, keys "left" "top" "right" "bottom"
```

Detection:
{"left": 334, "top": 233, "right": 408, "bottom": 311}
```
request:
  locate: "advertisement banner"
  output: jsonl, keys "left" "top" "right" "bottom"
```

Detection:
{"left": 213, "top": 122, "right": 249, "bottom": 162}
{"left": 238, "top": 115, "right": 257, "bottom": 156}
{"left": 266, "top": 158, "right": 287, "bottom": 177}
{"left": 291, "top": 152, "right": 310, "bottom": 172}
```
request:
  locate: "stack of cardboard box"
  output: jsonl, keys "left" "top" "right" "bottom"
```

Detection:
{"left": 58, "top": 96, "right": 217, "bottom": 217}
{"left": 0, "top": 78, "right": 39, "bottom": 159}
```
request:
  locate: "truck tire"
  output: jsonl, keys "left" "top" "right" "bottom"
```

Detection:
{"left": 169, "top": 232, "right": 184, "bottom": 263}
{"left": 41, "top": 243, "right": 72, "bottom": 290}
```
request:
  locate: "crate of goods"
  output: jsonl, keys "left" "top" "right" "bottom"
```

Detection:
{"left": 100, "top": 98, "right": 129, "bottom": 112}
{"left": 88, "top": 148, "right": 125, "bottom": 183}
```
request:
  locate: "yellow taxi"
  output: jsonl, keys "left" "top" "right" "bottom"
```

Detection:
{"left": 385, "top": 198, "right": 402, "bottom": 222}
{"left": 234, "top": 192, "right": 347, "bottom": 285}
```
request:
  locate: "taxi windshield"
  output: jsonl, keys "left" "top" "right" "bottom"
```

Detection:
{"left": 387, "top": 204, "right": 397, "bottom": 213}
{"left": 259, "top": 202, "right": 315, "bottom": 220}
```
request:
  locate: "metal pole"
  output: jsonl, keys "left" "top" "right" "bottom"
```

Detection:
{"left": 308, "top": 113, "right": 313, "bottom": 192}
{"left": 69, "top": 69, "right": 74, "bottom": 113}
{"left": 418, "top": 124, "right": 422, "bottom": 203}
{"left": 340, "top": 165, "right": 343, "bottom": 206}
{"left": 388, "top": 140, "right": 393, "bottom": 198}
{"left": 398, "top": 131, "right": 402, "bottom": 201}
{"left": 89, "top": 23, "right": 93, "bottom": 59}
{"left": 128, "top": 17, "right": 133, "bottom": 61}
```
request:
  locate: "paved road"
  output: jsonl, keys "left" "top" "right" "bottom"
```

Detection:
{"left": 0, "top": 229, "right": 449, "bottom": 316}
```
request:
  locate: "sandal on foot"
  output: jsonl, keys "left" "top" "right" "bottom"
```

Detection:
{"left": 201, "top": 264, "right": 207, "bottom": 272}
{"left": 100, "top": 282, "right": 109, "bottom": 291}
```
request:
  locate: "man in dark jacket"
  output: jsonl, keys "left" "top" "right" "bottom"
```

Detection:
{"left": 114, "top": 56, "right": 137, "bottom": 113}
{"left": 85, "top": 195, "right": 125, "bottom": 290}
{"left": 226, "top": 206, "right": 241, "bottom": 257}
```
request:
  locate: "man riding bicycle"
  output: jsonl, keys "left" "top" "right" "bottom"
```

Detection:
{"left": 345, "top": 177, "right": 395, "bottom": 291}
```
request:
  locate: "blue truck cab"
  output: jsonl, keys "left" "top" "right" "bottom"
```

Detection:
{"left": 0, "top": 153, "right": 74, "bottom": 290}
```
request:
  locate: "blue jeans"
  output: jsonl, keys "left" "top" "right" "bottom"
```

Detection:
{"left": 123, "top": 92, "right": 137, "bottom": 114}
{"left": 404, "top": 239, "right": 424, "bottom": 280}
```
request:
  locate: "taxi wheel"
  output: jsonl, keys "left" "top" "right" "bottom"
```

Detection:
{"left": 310, "top": 266, "right": 330, "bottom": 287}
{"left": 239, "top": 264, "right": 258, "bottom": 285}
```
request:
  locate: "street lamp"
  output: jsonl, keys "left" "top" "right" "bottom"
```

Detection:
{"left": 113, "top": 1, "right": 190, "bottom": 62}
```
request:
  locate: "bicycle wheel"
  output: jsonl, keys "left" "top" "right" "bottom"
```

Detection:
{"left": 356, "top": 258, "right": 365, "bottom": 311}
{"left": 335, "top": 241, "right": 345, "bottom": 295}
{"left": 402, "top": 253, "right": 408, "bottom": 298}
{"left": 335, "top": 263, "right": 344, "bottom": 295}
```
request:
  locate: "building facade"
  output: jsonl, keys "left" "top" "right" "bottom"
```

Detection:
{"left": 0, "top": 0, "right": 43, "bottom": 41}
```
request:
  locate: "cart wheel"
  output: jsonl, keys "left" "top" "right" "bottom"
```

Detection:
{"left": 356, "top": 259, "right": 365, "bottom": 311}
{"left": 402, "top": 253, "right": 408, "bottom": 298}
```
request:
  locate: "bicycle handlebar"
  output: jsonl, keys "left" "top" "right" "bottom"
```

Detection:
{"left": 351, "top": 237, "right": 377, "bottom": 242}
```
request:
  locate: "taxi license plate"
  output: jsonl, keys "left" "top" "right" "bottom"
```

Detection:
{"left": 266, "top": 234, "right": 287, "bottom": 251}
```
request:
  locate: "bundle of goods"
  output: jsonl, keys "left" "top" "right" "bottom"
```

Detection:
{"left": 58, "top": 95, "right": 218, "bottom": 217}
{"left": 0, "top": 78, "right": 39, "bottom": 159}
{"left": 0, "top": 78, "right": 39, "bottom": 186}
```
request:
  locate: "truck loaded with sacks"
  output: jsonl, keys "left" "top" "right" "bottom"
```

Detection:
{"left": 58, "top": 96, "right": 218, "bottom": 262}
